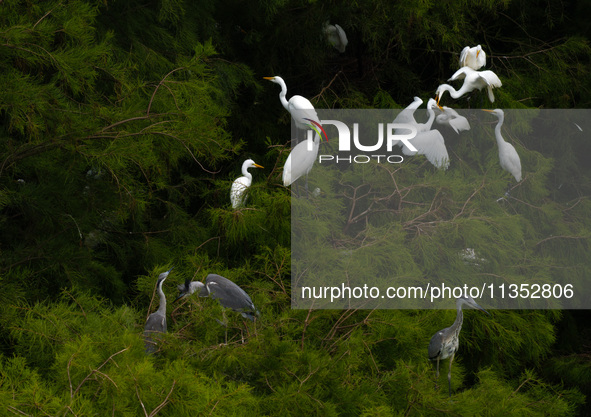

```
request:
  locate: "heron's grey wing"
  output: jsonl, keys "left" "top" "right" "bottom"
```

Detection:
{"left": 428, "top": 330, "right": 445, "bottom": 359}
{"left": 206, "top": 274, "right": 256, "bottom": 312}
{"left": 144, "top": 312, "right": 166, "bottom": 334}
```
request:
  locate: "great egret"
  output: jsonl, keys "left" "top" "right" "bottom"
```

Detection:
{"left": 428, "top": 296, "right": 490, "bottom": 397}
{"left": 263, "top": 76, "right": 320, "bottom": 130}
{"left": 435, "top": 106, "right": 471, "bottom": 133}
{"left": 323, "top": 21, "right": 348, "bottom": 53}
{"left": 483, "top": 109, "right": 522, "bottom": 182}
{"left": 393, "top": 97, "right": 449, "bottom": 170}
{"left": 283, "top": 130, "right": 321, "bottom": 187}
{"left": 230, "top": 159, "right": 264, "bottom": 209}
{"left": 402, "top": 129, "right": 450, "bottom": 170}
{"left": 436, "top": 67, "right": 502, "bottom": 104}
{"left": 459, "top": 45, "right": 486, "bottom": 70}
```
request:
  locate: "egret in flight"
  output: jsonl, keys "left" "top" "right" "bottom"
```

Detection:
{"left": 263, "top": 76, "right": 320, "bottom": 131}
{"left": 436, "top": 67, "right": 502, "bottom": 104}
{"left": 230, "top": 159, "right": 264, "bottom": 209}
{"left": 483, "top": 109, "right": 522, "bottom": 182}
{"left": 459, "top": 45, "right": 486, "bottom": 70}
{"left": 144, "top": 267, "right": 173, "bottom": 353}
{"left": 323, "top": 21, "right": 348, "bottom": 53}
{"left": 428, "top": 296, "right": 490, "bottom": 396}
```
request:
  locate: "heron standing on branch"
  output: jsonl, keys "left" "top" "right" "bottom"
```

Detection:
{"left": 144, "top": 267, "right": 173, "bottom": 353}
{"left": 428, "top": 296, "right": 490, "bottom": 396}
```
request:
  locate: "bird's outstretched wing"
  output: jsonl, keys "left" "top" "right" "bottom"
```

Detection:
{"left": 402, "top": 129, "right": 449, "bottom": 170}
{"left": 448, "top": 67, "right": 469, "bottom": 82}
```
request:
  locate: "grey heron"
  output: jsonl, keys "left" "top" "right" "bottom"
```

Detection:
{"left": 176, "top": 273, "right": 260, "bottom": 322}
{"left": 428, "top": 296, "right": 490, "bottom": 396}
{"left": 143, "top": 267, "right": 173, "bottom": 353}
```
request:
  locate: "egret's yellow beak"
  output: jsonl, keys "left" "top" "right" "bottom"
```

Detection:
{"left": 482, "top": 109, "right": 494, "bottom": 113}
{"left": 476, "top": 50, "right": 480, "bottom": 58}
{"left": 254, "top": 163, "right": 264, "bottom": 169}
{"left": 263, "top": 77, "right": 274, "bottom": 80}
{"left": 435, "top": 94, "right": 442, "bottom": 109}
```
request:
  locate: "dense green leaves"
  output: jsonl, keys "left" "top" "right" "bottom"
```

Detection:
{"left": 0, "top": 0, "right": 590, "bottom": 415}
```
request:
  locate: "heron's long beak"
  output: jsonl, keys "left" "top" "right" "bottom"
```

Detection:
{"left": 474, "top": 302, "right": 491, "bottom": 316}
{"left": 167, "top": 266, "right": 174, "bottom": 273}
{"left": 476, "top": 50, "right": 480, "bottom": 58}
{"left": 263, "top": 77, "right": 274, "bottom": 80}
{"left": 482, "top": 109, "right": 494, "bottom": 113}
{"left": 254, "top": 163, "right": 264, "bottom": 169}
{"left": 174, "top": 292, "right": 186, "bottom": 303}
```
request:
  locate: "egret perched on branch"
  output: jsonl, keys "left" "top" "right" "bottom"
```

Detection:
{"left": 323, "top": 21, "right": 348, "bottom": 53}
{"left": 435, "top": 106, "right": 471, "bottom": 133}
{"left": 144, "top": 267, "right": 173, "bottom": 353}
{"left": 176, "top": 273, "right": 260, "bottom": 322}
{"left": 230, "top": 159, "right": 264, "bottom": 209}
{"left": 459, "top": 45, "right": 486, "bottom": 70}
{"left": 483, "top": 109, "right": 522, "bottom": 182}
{"left": 393, "top": 97, "right": 449, "bottom": 170}
{"left": 263, "top": 76, "right": 320, "bottom": 131}
{"left": 436, "top": 67, "right": 502, "bottom": 104}
{"left": 428, "top": 296, "right": 490, "bottom": 397}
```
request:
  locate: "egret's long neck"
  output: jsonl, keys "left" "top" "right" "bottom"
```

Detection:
{"left": 494, "top": 116, "right": 505, "bottom": 146}
{"left": 278, "top": 80, "right": 289, "bottom": 111}
{"left": 425, "top": 106, "right": 435, "bottom": 130}
{"left": 242, "top": 165, "right": 253, "bottom": 181}
{"left": 440, "top": 84, "right": 459, "bottom": 100}
{"left": 157, "top": 280, "right": 166, "bottom": 315}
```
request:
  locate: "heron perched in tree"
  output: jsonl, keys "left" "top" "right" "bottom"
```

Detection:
{"left": 459, "top": 45, "right": 486, "bottom": 70}
{"left": 144, "top": 267, "right": 173, "bottom": 353}
{"left": 428, "top": 296, "right": 490, "bottom": 397}
{"left": 323, "top": 21, "right": 348, "bottom": 53}
{"left": 436, "top": 67, "right": 502, "bottom": 104}
{"left": 263, "top": 76, "right": 321, "bottom": 131}
{"left": 176, "top": 273, "right": 260, "bottom": 322}
{"left": 483, "top": 109, "right": 522, "bottom": 182}
{"left": 230, "top": 159, "right": 264, "bottom": 209}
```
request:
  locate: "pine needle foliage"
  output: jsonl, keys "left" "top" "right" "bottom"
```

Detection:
{"left": 0, "top": 0, "right": 590, "bottom": 415}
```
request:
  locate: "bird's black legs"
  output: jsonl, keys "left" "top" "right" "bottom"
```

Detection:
{"left": 448, "top": 353, "right": 455, "bottom": 397}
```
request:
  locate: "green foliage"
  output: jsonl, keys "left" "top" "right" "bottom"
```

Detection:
{"left": 0, "top": 0, "right": 590, "bottom": 415}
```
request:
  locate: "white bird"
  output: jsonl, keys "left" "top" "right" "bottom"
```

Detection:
{"left": 323, "top": 21, "right": 348, "bottom": 53}
{"left": 230, "top": 159, "right": 264, "bottom": 209}
{"left": 283, "top": 130, "right": 321, "bottom": 186}
{"left": 436, "top": 67, "right": 502, "bottom": 104}
{"left": 394, "top": 97, "right": 449, "bottom": 170}
{"left": 263, "top": 76, "right": 320, "bottom": 131}
{"left": 402, "top": 129, "right": 450, "bottom": 170}
{"left": 459, "top": 45, "right": 486, "bottom": 70}
{"left": 435, "top": 106, "right": 471, "bottom": 133}
{"left": 483, "top": 109, "right": 522, "bottom": 182}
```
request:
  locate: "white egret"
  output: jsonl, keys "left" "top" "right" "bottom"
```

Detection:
{"left": 483, "top": 109, "right": 522, "bottom": 182}
{"left": 436, "top": 67, "right": 502, "bottom": 104}
{"left": 402, "top": 129, "right": 450, "bottom": 170}
{"left": 393, "top": 97, "right": 449, "bottom": 170}
{"left": 283, "top": 130, "right": 321, "bottom": 187}
{"left": 230, "top": 159, "right": 264, "bottom": 209}
{"left": 459, "top": 45, "right": 486, "bottom": 70}
{"left": 435, "top": 106, "right": 471, "bottom": 133}
{"left": 323, "top": 21, "right": 348, "bottom": 53}
{"left": 263, "top": 76, "right": 320, "bottom": 130}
